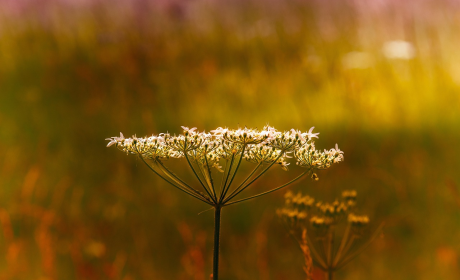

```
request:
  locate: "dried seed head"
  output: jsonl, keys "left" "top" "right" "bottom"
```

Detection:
{"left": 342, "top": 190, "right": 357, "bottom": 200}
{"left": 348, "top": 213, "right": 370, "bottom": 227}
{"left": 342, "top": 190, "right": 358, "bottom": 207}
{"left": 310, "top": 216, "right": 333, "bottom": 229}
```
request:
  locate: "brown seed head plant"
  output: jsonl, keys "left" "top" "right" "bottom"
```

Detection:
{"left": 106, "top": 125, "right": 344, "bottom": 279}
{"left": 278, "top": 190, "right": 384, "bottom": 280}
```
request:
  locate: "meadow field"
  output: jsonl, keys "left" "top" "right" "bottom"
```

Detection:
{"left": 1, "top": 0, "right": 460, "bottom": 279}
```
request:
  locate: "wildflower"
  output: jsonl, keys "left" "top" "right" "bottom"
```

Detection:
{"left": 107, "top": 126, "right": 343, "bottom": 201}
{"left": 305, "top": 126, "right": 319, "bottom": 139}
{"left": 107, "top": 125, "right": 343, "bottom": 280}
{"left": 181, "top": 126, "right": 198, "bottom": 136}
{"left": 295, "top": 142, "right": 344, "bottom": 171}
{"left": 267, "top": 127, "right": 309, "bottom": 151}
{"left": 105, "top": 132, "right": 124, "bottom": 147}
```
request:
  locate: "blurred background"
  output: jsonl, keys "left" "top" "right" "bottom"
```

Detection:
{"left": 1, "top": 0, "right": 460, "bottom": 279}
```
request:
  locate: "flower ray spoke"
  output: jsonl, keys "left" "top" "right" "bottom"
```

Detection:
{"left": 184, "top": 152, "right": 217, "bottom": 204}
{"left": 224, "top": 170, "right": 309, "bottom": 206}
{"left": 156, "top": 160, "right": 200, "bottom": 195}
{"left": 225, "top": 162, "right": 262, "bottom": 202}
{"left": 138, "top": 155, "right": 213, "bottom": 205}
{"left": 219, "top": 153, "right": 236, "bottom": 203}
{"left": 222, "top": 149, "right": 289, "bottom": 204}
{"left": 203, "top": 154, "right": 218, "bottom": 200}
{"left": 220, "top": 145, "right": 246, "bottom": 202}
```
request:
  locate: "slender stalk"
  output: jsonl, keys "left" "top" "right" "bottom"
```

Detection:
{"left": 305, "top": 234, "right": 328, "bottom": 270}
{"left": 196, "top": 158, "right": 215, "bottom": 197}
{"left": 318, "top": 237, "right": 328, "bottom": 267}
{"left": 236, "top": 162, "right": 262, "bottom": 189}
{"left": 203, "top": 149, "right": 217, "bottom": 199}
{"left": 138, "top": 155, "right": 212, "bottom": 205}
{"left": 224, "top": 170, "right": 309, "bottom": 206}
{"left": 326, "top": 232, "right": 335, "bottom": 280}
{"left": 333, "top": 224, "right": 351, "bottom": 267}
{"left": 335, "top": 222, "right": 385, "bottom": 270}
{"left": 337, "top": 235, "right": 356, "bottom": 266}
{"left": 326, "top": 233, "right": 332, "bottom": 269}
{"left": 213, "top": 206, "right": 222, "bottom": 280}
{"left": 184, "top": 152, "right": 217, "bottom": 204}
{"left": 222, "top": 150, "right": 288, "bottom": 203}
{"left": 219, "top": 153, "right": 236, "bottom": 202}
{"left": 327, "top": 231, "right": 334, "bottom": 267}
{"left": 155, "top": 160, "right": 202, "bottom": 195}
{"left": 220, "top": 145, "right": 246, "bottom": 202}
{"left": 225, "top": 162, "right": 262, "bottom": 202}
{"left": 218, "top": 159, "right": 229, "bottom": 195}
{"left": 182, "top": 137, "right": 215, "bottom": 201}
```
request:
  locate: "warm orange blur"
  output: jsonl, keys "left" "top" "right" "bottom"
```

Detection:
{"left": 1, "top": 0, "right": 460, "bottom": 279}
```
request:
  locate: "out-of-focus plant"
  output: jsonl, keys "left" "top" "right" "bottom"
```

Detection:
{"left": 278, "top": 190, "right": 383, "bottom": 280}
{"left": 106, "top": 125, "right": 343, "bottom": 279}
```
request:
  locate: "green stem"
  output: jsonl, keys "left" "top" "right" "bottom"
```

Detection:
{"left": 213, "top": 206, "right": 222, "bottom": 280}
{"left": 326, "top": 270, "right": 334, "bottom": 280}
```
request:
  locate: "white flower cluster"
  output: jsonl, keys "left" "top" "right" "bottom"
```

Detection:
{"left": 106, "top": 125, "right": 343, "bottom": 172}
{"left": 295, "top": 143, "right": 344, "bottom": 170}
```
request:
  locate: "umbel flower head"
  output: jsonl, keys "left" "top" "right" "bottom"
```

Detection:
{"left": 106, "top": 126, "right": 343, "bottom": 207}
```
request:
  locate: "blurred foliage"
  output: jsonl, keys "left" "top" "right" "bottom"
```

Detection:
{"left": 1, "top": 0, "right": 460, "bottom": 279}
